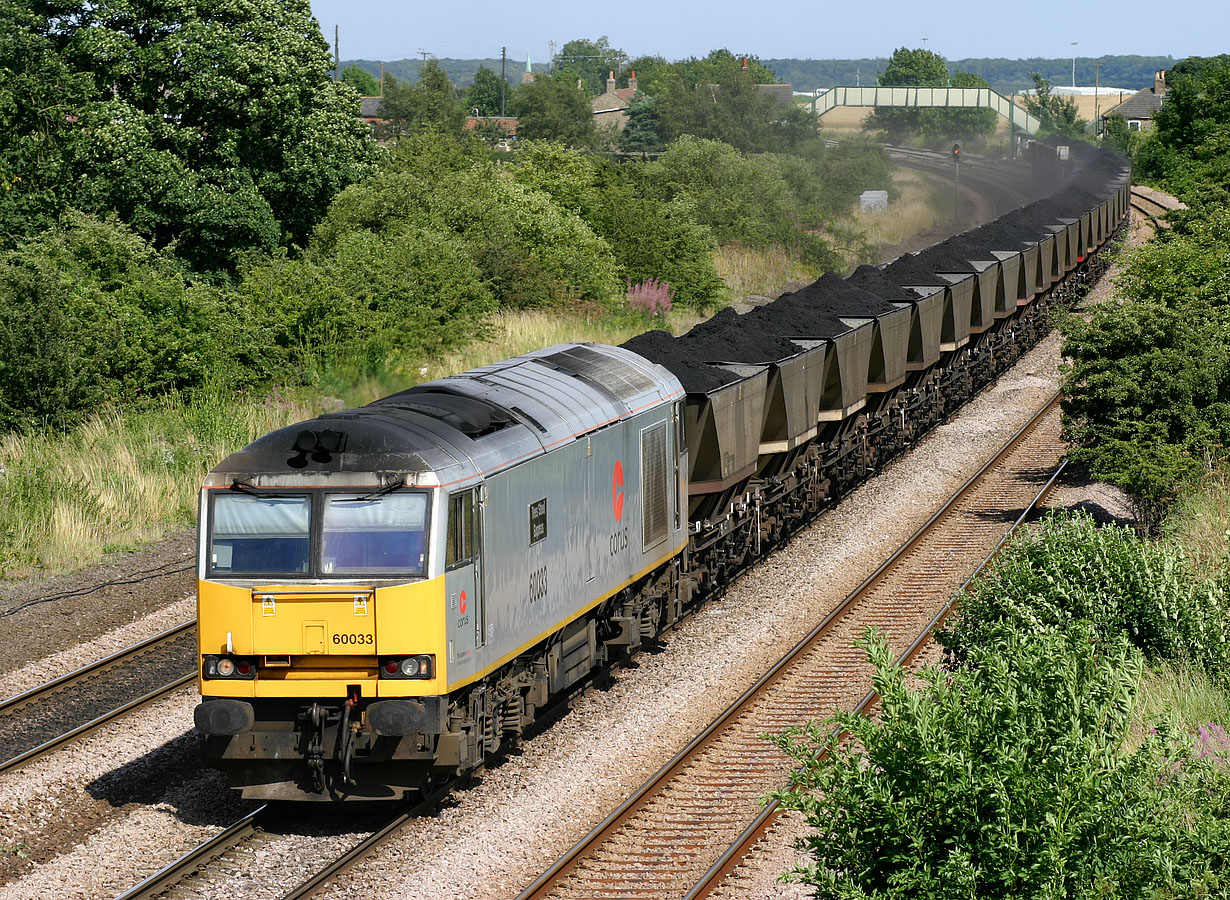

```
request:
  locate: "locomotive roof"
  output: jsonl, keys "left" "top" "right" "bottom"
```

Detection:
{"left": 204, "top": 343, "right": 683, "bottom": 489}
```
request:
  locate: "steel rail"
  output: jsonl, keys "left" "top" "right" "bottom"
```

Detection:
{"left": 279, "top": 808, "right": 423, "bottom": 900}
{"left": 0, "top": 621, "right": 198, "bottom": 774}
{"left": 0, "top": 673, "right": 196, "bottom": 775}
{"left": 0, "top": 621, "right": 194, "bottom": 713}
{"left": 111, "top": 806, "right": 268, "bottom": 900}
{"left": 684, "top": 454, "right": 1070, "bottom": 900}
{"left": 516, "top": 392, "right": 1064, "bottom": 900}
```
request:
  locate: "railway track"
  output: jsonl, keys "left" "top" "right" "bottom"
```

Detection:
{"left": 514, "top": 393, "right": 1068, "bottom": 900}
{"left": 112, "top": 799, "right": 424, "bottom": 900}
{"left": 1129, "top": 185, "right": 1185, "bottom": 227}
{"left": 885, "top": 145, "right": 1036, "bottom": 222}
{"left": 0, "top": 622, "right": 196, "bottom": 773}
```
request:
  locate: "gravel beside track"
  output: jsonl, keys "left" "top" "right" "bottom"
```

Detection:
{"left": 0, "top": 534, "right": 195, "bottom": 679}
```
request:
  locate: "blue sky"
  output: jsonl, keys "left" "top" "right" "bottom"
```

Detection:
{"left": 309, "top": 0, "right": 1224, "bottom": 65}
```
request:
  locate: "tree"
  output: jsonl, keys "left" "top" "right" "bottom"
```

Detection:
{"left": 552, "top": 37, "right": 628, "bottom": 95}
{"left": 1020, "top": 73, "right": 1088, "bottom": 138}
{"left": 1102, "top": 114, "right": 1137, "bottom": 155}
{"left": 618, "top": 96, "right": 667, "bottom": 153}
{"left": 921, "top": 70, "right": 999, "bottom": 143}
{"left": 378, "top": 60, "right": 465, "bottom": 138}
{"left": 867, "top": 49, "right": 995, "bottom": 145}
{"left": 515, "top": 74, "right": 597, "bottom": 147}
{"left": 1136, "top": 57, "right": 1230, "bottom": 192}
{"left": 869, "top": 47, "right": 951, "bottom": 142}
{"left": 657, "top": 57, "right": 817, "bottom": 153}
{"left": 0, "top": 0, "right": 376, "bottom": 271}
{"left": 465, "top": 66, "right": 508, "bottom": 117}
{"left": 624, "top": 55, "right": 674, "bottom": 95}
{"left": 341, "top": 65, "right": 380, "bottom": 96}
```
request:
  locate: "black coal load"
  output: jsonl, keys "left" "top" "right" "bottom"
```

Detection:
{"left": 621, "top": 329, "right": 740, "bottom": 394}
{"left": 972, "top": 200, "right": 1074, "bottom": 249}
{"left": 846, "top": 265, "right": 925, "bottom": 304}
{"left": 742, "top": 273, "right": 896, "bottom": 342}
{"left": 911, "top": 242, "right": 982, "bottom": 274}
{"left": 930, "top": 233, "right": 1004, "bottom": 264}
{"left": 663, "top": 273, "right": 899, "bottom": 370}
{"left": 881, "top": 252, "right": 951, "bottom": 287}
{"left": 676, "top": 307, "right": 804, "bottom": 364}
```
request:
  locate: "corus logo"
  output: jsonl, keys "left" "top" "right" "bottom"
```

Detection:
{"left": 611, "top": 460, "right": 625, "bottom": 522}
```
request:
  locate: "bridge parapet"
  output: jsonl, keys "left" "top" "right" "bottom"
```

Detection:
{"left": 812, "top": 86, "right": 1042, "bottom": 136}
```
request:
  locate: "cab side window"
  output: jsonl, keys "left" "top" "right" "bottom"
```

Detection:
{"left": 446, "top": 489, "right": 478, "bottom": 568}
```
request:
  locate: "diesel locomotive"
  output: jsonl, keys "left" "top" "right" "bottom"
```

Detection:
{"left": 194, "top": 143, "right": 1131, "bottom": 800}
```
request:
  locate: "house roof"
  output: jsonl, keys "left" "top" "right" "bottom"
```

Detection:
{"left": 359, "top": 96, "right": 382, "bottom": 118}
{"left": 590, "top": 88, "right": 633, "bottom": 113}
{"left": 1104, "top": 87, "right": 1165, "bottom": 121}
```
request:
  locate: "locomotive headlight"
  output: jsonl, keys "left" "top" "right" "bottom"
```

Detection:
{"left": 203, "top": 655, "right": 257, "bottom": 680}
{"left": 378, "top": 655, "right": 434, "bottom": 679}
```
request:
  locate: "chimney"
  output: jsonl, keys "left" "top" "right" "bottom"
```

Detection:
{"left": 741, "top": 57, "right": 749, "bottom": 75}
{"left": 607, "top": 70, "right": 616, "bottom": 94}
{"left": 1154, "top": 70, "right": 1167, "bottom": 93}
{"left": 629, "top": 70, "right": 638, "bottom": 93}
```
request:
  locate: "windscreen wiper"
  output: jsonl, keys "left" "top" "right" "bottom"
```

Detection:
{"left": 229, "top": 478, "right": 275, "bottom": 497}
{"left": 335, "top": 479, "right": 406, "bottom": 503}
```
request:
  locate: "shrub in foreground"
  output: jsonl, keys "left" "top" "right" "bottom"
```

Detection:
{"left": 771, "top": 628, "right": 1230, "bottom": 899}
{"left": 937, "top": 510, "right": 1230, "bottom": 679}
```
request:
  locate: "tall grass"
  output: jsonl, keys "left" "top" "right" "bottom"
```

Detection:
{"left": 1163, "top": 473, "right": 1230, "bottom": 576}
{"left": 834, "top": 168, "right": 942, "bottom": 258}
{"left": 1134, "top": 662, "right": 1230, "bottom": 741}
{"left": 0, "top": 307, "right": 699, "bottom": 578}
{"left": 713, "top": 244, "right": 820, "bottom": 300}
{"left": 0, "top": 390, "right": 320, "bottom": 575}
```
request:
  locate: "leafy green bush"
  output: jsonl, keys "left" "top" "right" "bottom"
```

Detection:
{"left": 1060, "top": 223, "right": 1230, "bottom": 517}
{"left": 937, "top": 511, "right": 1230, "bottom": 679}
{"left": 651, "top": 136, "right": 796, "bottom": 246}
{"left": 0, "top": 213, "right": 262, "bottom": 429}
{"left": 235, "top": 223, "right": 495, "bottom": 377}
{"left": 317, "top": 144, "right": 621, "bottom": 308}
{"left": 772, "top": 627, "right": 1230, "bottom": 899}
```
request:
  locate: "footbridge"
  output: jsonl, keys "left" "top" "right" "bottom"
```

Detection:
{"left": 810, "top": 86, "right": 1042, "bottom": 136}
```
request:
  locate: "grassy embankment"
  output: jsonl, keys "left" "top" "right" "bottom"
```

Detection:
{"left": 0, "top": 310, "right": 691, "bottom": 577}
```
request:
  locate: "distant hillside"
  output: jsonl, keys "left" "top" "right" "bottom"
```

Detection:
{"left": 342, "top": 54, "right": 1177, "bottom": 94}
{"left": 344, "top": 57, "right": 519, "bottom": 88}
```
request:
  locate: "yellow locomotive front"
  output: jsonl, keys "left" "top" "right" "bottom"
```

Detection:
{"left": 193, "top": 418, "right": 461, "bottom": 801}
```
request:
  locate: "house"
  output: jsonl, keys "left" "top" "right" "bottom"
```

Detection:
{"left": 1103, "top": 70, "right": 1168, "bottom": 132}
{"left": 591, "top": 70, "right": 639, "bottom": 130}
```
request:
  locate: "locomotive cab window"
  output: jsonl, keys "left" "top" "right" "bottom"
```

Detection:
{"left": 209, "top": 494, "right": 310, "bottom": 575}
{"left": 446, "top": 489, "right": 479, "bottom": 568}
{"left": 321, "top": 492, "right": 427, "bottom": 576}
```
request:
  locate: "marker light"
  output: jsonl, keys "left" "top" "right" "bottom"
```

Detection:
{"left": 216, "top": 658, "right": 236, "bottom": 677}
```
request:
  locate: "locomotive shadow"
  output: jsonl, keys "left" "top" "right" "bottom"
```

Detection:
{"left": 84, "top": 728, "right": 258, "bottom": 826}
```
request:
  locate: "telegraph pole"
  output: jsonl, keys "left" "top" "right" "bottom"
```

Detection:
{"left": 334, "top": 25, "right": 340, "bottom": 81}
{"left": 500, "top": 47, "right": 507, "bottom": 117}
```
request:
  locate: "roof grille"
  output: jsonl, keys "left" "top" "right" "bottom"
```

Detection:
{"left": 539, "top": 346, "right": 656, "bottom": 396}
